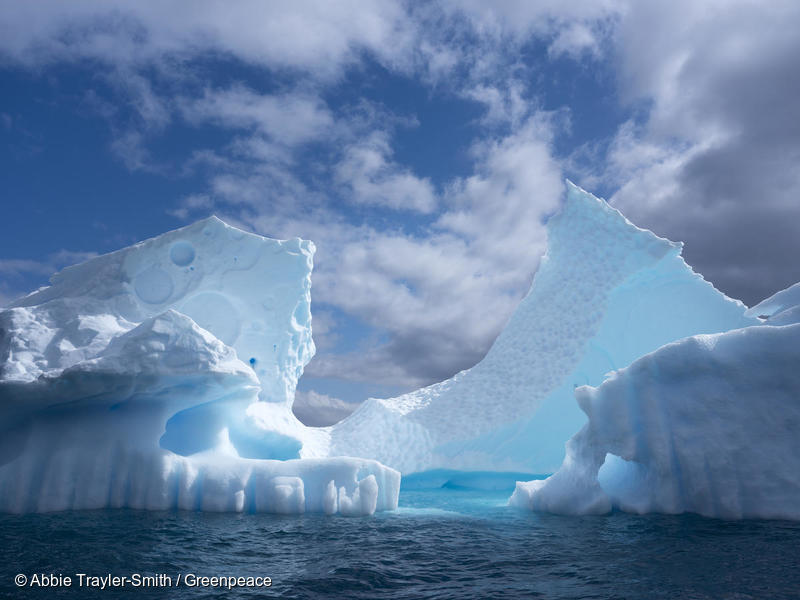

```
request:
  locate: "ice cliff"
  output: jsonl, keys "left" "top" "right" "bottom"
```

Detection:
{"left": 328, "top": 183, "right": 756, "bottom": 475}
{"left": 0, "top": 217, "right": 398, "bottom": 515}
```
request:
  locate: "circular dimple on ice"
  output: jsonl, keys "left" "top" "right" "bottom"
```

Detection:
{"left": 133, "top": 267, "right": 174, "bottom": 304}
{"left": 170, "top": 241, "right": 195, "bottom": 266}
{"left": 179, "top": 292, "right": 241, "bottom": 346}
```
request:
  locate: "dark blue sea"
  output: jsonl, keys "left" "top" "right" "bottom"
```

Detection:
{"left": 2, "top": 488, "right": 800, "bottom": 599}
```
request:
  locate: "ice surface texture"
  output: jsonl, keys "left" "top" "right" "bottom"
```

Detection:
{"left": 510, "top": 322, "right": 800, "bottom": 520}
{"left": 0, "top": 218, "right": 398, "bottom": 515}
{"left": 329, "top": 183, "right": 755, "bottom": 474}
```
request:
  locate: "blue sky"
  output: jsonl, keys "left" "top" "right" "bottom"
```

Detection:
{"left": 2, "top": 1, "right": 800, "bottom": 410}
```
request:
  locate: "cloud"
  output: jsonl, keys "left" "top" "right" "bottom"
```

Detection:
{"left": 0, "top": 1, "right": 421, "bottom": 174}
{"left": 0, "top": 250, "right": 97, "bottom": 278}
{"left": 334, "top": 131, "right": 437, "bottom": 213}
{"left": 167, "top": 194, "right": 213, "bottom": 220}
{"left": 0, "top": 1, "right": 417, "bottom": 79}
{"left": 6, "top": 0, "right": 798, "bottom": 394}
{"left": 233, "top": 114, "right": 565, "bottom": 387}
{"left": 0, "top": 258, "right": 56, "bottom": 278}
{"left": 292, "top": 390, "right": 360, "bottom": 427}
{"left": 466, "top": 81, "right": 530, "bottom": 129}
{"left": 110, "top": 0, "right": 570, "bottom": 389}
{"left": 439, "top": 0, "right": 620, "bottom": 39}
{"left": 109, "top": 129, "right": 153, "bottom": 172}
{"left": 171, "top": 113, "right": 562, "bottom": 389}
{"left": 548, "top": 22, "right": 601, "bottom": 59}
{"left": 604, "top": 0, "right": 800, "bottom": 305}
{"left": 180, "top": 86, "right": 334, "bottom": 147}
{"left": 0, "top": 250, "right": 98, "bottom": 306}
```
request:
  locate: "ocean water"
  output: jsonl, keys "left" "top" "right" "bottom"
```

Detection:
{"left": 2, "top": 488, "right": 800, "bottom": 599}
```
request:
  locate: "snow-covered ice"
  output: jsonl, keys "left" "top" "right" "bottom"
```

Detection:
{"left": 328, "top": 182, "right": 756, "bottom": 474}
{"left": 0, "top": 217, "right": 398, "bottom": 515}
{"left": 510, "top": 321, "right": 800, "bottom": 520}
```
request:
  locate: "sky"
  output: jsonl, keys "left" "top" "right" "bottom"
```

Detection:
{"left": 2, "top": 1, "right": 799, "bottom": 412}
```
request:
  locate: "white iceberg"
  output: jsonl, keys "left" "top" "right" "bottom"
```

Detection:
{"left": 510, "top": 320, "right": 800, "bottom": 520}
{"left": 4, "top": 183, "right": 794, "bottom": 520}
{"left": 328, "top": 183, "right": 756, "bottom": 475}
{"left": 0, "top": 217, "right": 398, "bottom": 515}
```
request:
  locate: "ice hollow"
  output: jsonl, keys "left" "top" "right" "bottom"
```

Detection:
{"left": 328, "top": 182, "right": 756, "bottom": 475}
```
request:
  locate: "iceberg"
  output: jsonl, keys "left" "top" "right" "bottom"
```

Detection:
{"left": 327, "top": 183, "right": 756, "bottom": 475}
{"left": 4, "top": 182, "right": 792, "bottom": 520}
{"left": 0, "top": 217, "right": 399, "bottom": 515}
{"left": 510, "top": 321, "right": 800, "bottom": 520}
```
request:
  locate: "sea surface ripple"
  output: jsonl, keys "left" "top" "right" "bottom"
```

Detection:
{"left": 2, "top": 489, "right": 799, "bottom": 599}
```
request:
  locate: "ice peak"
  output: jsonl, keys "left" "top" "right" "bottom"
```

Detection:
{"left": 561, "top": 180, "right": 681, "bottom": 256}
